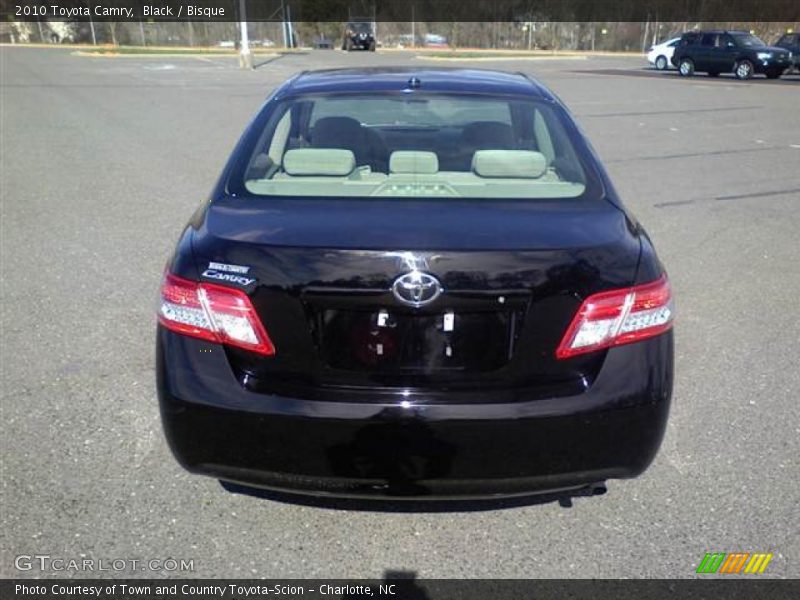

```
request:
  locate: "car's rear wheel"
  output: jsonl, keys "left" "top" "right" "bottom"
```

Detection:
{"left": 735, "top": 59, "right": 754, "bottom": 80}
{"left": 678, "top": 58, "right": 694, "bottom": 77}
{"left": 655, "top": 55, "right": 668, "bottom": 70}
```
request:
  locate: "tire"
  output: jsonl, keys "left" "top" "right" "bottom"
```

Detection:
{"left": 655, "top": 55, "right": 668, "bottom": 70}
{"left": 734, "top": 59, "right": 754, "bottom": 80}
{"left": 678, "top": 58, "right": 694, "bottom": 77}
{"left": 765, "top": 69, "right": 782, "bottom": 79}
{"left": 707, "top": 71, "right": 720, "bottom": 77}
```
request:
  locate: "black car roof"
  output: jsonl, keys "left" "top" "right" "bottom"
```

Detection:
{"left": 278, "top": 68, "right": 555, "bottom": 101}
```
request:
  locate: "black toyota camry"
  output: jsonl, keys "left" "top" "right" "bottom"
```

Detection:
{"left": 157, "top": 68, "right": 674, "bottom": 502}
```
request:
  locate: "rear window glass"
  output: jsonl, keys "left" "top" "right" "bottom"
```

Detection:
{"left": 239, "top": 93, "right": 591, "bottom": 200}
{"left": 347, "top": 22, "right": 371, "bottom": 33}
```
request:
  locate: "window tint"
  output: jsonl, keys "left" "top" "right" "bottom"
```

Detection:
{"left": 239, "top": 94, "right": 592, "bottom": 200}
{"left": 310, "top": 95, "right": 512, "bottom": 128}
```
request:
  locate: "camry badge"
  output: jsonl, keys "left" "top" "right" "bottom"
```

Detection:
{"left": 202, "top": 262, "right": 256, "bottom": 286}
{"left": 392, "top": 271, "right": 442, "bottom": 307}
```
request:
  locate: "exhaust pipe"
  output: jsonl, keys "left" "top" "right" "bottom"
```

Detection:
{"left": 558, "top": 481, "right": 607, "bottom": 507}
{"left": 590, "top": 482, "right": 608, "bottom": 496}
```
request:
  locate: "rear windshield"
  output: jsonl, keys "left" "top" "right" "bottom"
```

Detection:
{"left": 238, "top": 93, "right": 594, "bottom": 200}
{"left": 348, "top": 22, "right": 372, "bottom": 33}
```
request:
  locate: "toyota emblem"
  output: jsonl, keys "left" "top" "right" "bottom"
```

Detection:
{"left": 391, "top": 271, "right": 443, "bottom": 307}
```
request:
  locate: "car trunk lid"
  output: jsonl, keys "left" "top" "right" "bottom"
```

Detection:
{"left": 191, "top": 196, "right": 641, "bottom": 401}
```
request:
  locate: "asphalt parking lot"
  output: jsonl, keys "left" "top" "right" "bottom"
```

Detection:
{"left": 1, "top": 47, "right": 799, "bottom": 579}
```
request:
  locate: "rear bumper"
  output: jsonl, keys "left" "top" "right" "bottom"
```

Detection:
{"left": 157, "top": 328, "right": 673, "bottom": 500}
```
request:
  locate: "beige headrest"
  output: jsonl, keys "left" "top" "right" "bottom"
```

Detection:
{"left": 283, "top": 148, "right": 356, "bottom": 176}
{"left": 472, "top": 150, "right": 547, "bottom": 178}
{"left": 389, "top": 151, "right": 439, "bottom": 174}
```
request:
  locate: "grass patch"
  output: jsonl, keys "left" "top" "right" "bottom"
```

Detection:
{"left": 78, "top": 46, "right": 285, "bottom": 56}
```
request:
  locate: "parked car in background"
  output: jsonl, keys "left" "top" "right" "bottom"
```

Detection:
{"left": 423, "top": 33, "right": 448, "bottom": 48}
{"left": 774, "top": 32, "right": 800, "bottom": 70}
{"left": 157, "top": 68, "right": 674, "bottom": 503}
{"left": 394, "top": 34, "right": 417, "bottom": 48}
{"left": 342, "top": 20, "right": 376, "bottom": 51}
{"left": 672, "top": 30, "right": 792, "bottom": 79}
{"left": 647, "top": 37, "right": 680, "bottom": 70}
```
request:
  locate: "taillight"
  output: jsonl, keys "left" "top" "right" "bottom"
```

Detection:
{"left": 158, "top": 272, "right": 275, "bottom": 356}
{"left": 556, "top": 274, "right": 673, "bottom": 359}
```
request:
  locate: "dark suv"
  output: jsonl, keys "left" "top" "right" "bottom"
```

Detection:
{"left": 342, "top": 21, "right": 376, "bottom": 52}
{"left": 774, "top": 32, "right": 800, "bottom": 70}
{"left": 672, "top": 30, "right": 792, "bottom": 79}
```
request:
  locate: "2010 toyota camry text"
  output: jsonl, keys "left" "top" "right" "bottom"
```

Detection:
{"left": 156, "top": 68, "right": 674, "bottom": 502}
